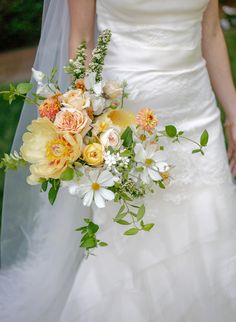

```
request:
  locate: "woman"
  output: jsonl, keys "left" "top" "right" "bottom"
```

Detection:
{"left": 0, "top": 0, "right": 236, "bottom": 321}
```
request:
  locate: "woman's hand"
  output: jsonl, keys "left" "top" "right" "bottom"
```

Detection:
{"left": 224, "top": 119, "right": 236, "bottom": 177}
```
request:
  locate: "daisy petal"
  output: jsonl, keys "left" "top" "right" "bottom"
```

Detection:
{"left": 140, "top": 168, "right": 150, "bottom": 184}
{"left": 94, "top": 191, "right": 106, "bottom": 208}
{"left": 157, "top": 162, "right": 170, "bottom": 172}
{"left": 100, "top": 188, "right": 115, "bottom": 201}
{"left": 146, "top": 144, "right": 157, "bottom": 158}
{"left": 97, "top": 170, "right": 114, "bottom": 187}
{"left": 89, "top": 169, "right": 100, "bottom": 183}
{"left": 76, "top": 185, "right": 92, "bottom": 198}
{"left": 148, "top": 168, "right": 162, "bottom": 181}
{"left": 83, "top": 191, "right": 94, "bottom": 207}
{"left": 134, "top": 143, "right": 146, "bottom": 163}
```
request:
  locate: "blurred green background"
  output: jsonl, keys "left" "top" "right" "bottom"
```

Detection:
{"left": 0, "top": 0, "right": 43, "bottom": 51}
{"left": 0, "top": 1, "right": 236, "bottom": 225}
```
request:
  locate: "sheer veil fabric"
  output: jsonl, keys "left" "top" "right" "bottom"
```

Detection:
{"left": 0, "top": 0, "right": 96, "bottom": 268}
{"left": 0, "top": 0, "right": 97, "bottom": 319}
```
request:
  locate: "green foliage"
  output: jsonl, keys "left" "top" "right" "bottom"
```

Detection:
{"left": 165, "top": 125, "right": 177, "bottom": 138}
{"left": 0, "top": 152, "right": 27, "bottom": 171}
{"left": 76, "top": 218, "right": 108, "bottom": 256}
{"left": 0, "top": 88, "right": 23, "bottom": 225}
{"left": 0, "top": 0, "right": 43, "bottom": 51}
{"left": 87, "top": 29, "right": 112, "bottom": 82}
{"left": 121, "top": 127, "right": 133, "bottom": 147}
{"left": 60, "top": 167, "right": 75, "bottom": 181}
{"left": 64, "top": 40, "right": 87, "bottom": 83}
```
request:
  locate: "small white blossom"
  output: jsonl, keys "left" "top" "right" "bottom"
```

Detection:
{"left": 134, "top": 143, "right": 168, "bottom": 184}
{"left": 73, "top": 169, "right": 115, "bottom": 208}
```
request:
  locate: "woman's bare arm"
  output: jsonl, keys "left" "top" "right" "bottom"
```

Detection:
{"left": 202, "top": 0, "right": 236, "bottom": 175}
{"left": 68, "top": 0, "right": 96, "bottom": 62}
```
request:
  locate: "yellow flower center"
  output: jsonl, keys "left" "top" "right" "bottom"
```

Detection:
{"left": 99, "top": 122, "right": 109, "bottom": 132}
{"left": 46, "top": 137, "right": 72, "bottom": 161}
{"left": 160, "top": 171, "right": 170, "bottom": 180}
{"left": 145, "top": 158, "right": 153, "bottom": 166}
{"left": 146, "top": 113, "right": 155, "bottom": 124}
{"left": 91, "top": 182, "right": 100, "bottom": 191}
{"left": 139, "top": 134, "right": 147, "bottom": 142}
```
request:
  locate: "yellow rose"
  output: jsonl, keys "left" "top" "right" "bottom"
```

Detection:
{"left": 83, "top": 143, "right": 103, "bottom": 166}
{"left": 20, "top": 117, "right": 83, "bottom": 184}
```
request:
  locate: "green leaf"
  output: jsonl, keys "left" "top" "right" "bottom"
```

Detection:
{"left": 75, "top": 226, "right": 87, "bottom": 232}
{"left": 2, "top": 92, "right": 10, "bottom": 101}
{"left": 16, "top": 83, "right": 33, "bottom": 94}
{"left": 142, "top": 223, "right": 155, "bottom": 231}
{"left": 120, "top": 192, "right": 133, "bottom": 201}
{"left": 118, "top": 204, "right": 125, "bottom": 215}
{"left": 135, "top": 166, "right": 144, "bottom": 172}
{"left": 136, "top": 204, "right": 145, "bottom": 221}
{"left": 158, "top": 180, "right": 165, "bottom": 189}
{"left": 114, "top": 212, "right": 127, "bottom": 221}
{"left": 60, "top": 167, "right": 74, "bottom": 181}
{"left": 50, "top": 67, "right": 58, "bottom": 80}
{"left": 88, "top": 222, "right": 99, "bottom": 234}
{"left": 9, "top": 83, "right": 15, "bottom": 91}
{"left": 116, "top": 219, "right": 131, "bottom": 225}
{"left": 41, "top": 180, "right": 48, "bottom": 192}
{"left": 99, "top": 242, "right": 108, "bottom": 247}
{"left": 121, "top": 127, "right": 133, "bottom": 147}
{"left": 124, "top": 228, "right": 140, "bottom": 236}
{"left": 80, "top": 237, "right": 97, "bottom": 249}
{"left": 120, "top": 150, "right": 132, "bottom": 157}
{"left": 200, "top": 130, "right": 209, "bottom": 147}
{"left": 48, "top": 185, "right": 60, "bottom": 205}
{"left": 192, "top": 149, "right": 202, "bottom": 154}
{"left": 165, "top": 125, "right": 177, "bottom": 138}
{"left": 9, "top": 94, "right": 16, "bottom": 104}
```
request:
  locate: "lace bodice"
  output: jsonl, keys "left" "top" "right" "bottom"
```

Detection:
{"left": 96, "top": 0, "right": 234, "bottom": 204}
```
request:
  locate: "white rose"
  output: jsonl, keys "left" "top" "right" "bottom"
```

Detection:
{"left": 62, "top": 89, "right": 90, "bottom": 110}
{"left": 100, "top": 128, "right": 122, "bottom": 149}
{"left": 91, "top": 96, "right": 106, "bottom": 115}
{"left": 103, "top": 80, "right": 123, "bottom": 99}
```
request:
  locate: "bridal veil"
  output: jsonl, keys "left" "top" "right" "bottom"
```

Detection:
{"left": 1, "top": 0, "right": 97, "bottom": 268}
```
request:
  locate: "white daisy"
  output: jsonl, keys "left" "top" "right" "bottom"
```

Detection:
{"left": 134, "top": 143, "right": 169, "bottom": 184}
{"left": 75, "top": 169, "right": 115, "bottom": 208}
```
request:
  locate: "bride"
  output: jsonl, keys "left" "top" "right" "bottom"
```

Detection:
{"left": 1, "top": 0, "right": 236, "bottom": 321}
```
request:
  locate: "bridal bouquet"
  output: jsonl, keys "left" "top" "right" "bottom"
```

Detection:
{"left": 0, "top": 30, "right": 209, "bottom": 254}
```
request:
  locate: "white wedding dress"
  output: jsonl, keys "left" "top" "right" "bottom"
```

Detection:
{"left": 1, "top": 0, "right": 236, "bottom": 321}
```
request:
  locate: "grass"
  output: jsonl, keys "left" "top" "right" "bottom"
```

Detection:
{"left": 0, "top": 28, "right": 236, "bottom": 223}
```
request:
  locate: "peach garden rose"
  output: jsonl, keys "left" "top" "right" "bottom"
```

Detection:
{"left": 100, "top": 127, "right": 121, "bottom": 149}
{"left": 54, "top": 108, "right": 91, "bottom": 135}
